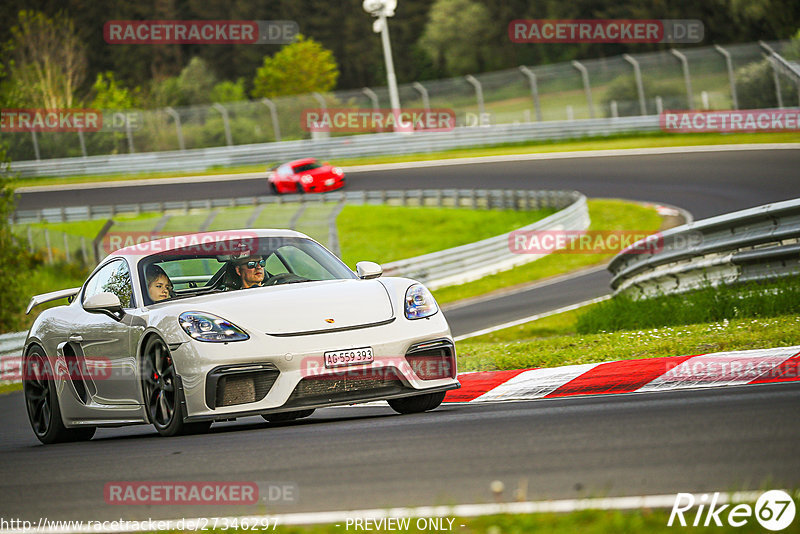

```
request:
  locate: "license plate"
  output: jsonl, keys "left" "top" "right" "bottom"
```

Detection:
{"left": 324, "top": 347, "right": 374, "bottom": 368}
{"left": 325, "top": 178, "right": 335, "bottom": 186}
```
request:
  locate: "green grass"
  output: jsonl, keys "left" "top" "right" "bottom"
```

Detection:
{"left": 577, "top": 278, "right": 800, "bottom": 334}
{"left": 457, "top": 314, "right": 800, "bottom": 372}
{"left": 12, "top": 131, "right": 800, "bottom": 188}
{"left": 337, "top": 205, "right": 556, "bottom": 269}
{"left": 0, "top": 383, "right": 22, "bottom": 395}
{"left": 433, "top": 199, "right": 662, "bottom": 305}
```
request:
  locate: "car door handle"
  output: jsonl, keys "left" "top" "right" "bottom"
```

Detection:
{"left": 69, "top": 335, "right": 83, "bottom": 342}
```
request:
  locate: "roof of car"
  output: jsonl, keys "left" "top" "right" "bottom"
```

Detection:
{"left": 287, "top": 157, "right": 318, "bottom": 167}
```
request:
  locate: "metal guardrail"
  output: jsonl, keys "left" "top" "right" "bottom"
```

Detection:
{"left": 11, "top": 188, "right": 580, "bottom": 225}
{"left": 384, "top": 192, "right": 588, "bottom": 289}
{"left": 9, "top": 116, "right": 660, "bottom": 178}
{"left": 609, "top": 198, "right": 800, "bottom": 297}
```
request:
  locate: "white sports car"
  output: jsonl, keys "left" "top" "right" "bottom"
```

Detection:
{"left": 23, "top": 229, "right": 459, "bottom": 443}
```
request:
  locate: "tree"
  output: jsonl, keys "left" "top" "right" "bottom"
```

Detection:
{"left": 418, "top": 0, "right": 493, "bottom": 76}
{"left": 251, "top": 35, "right": 339, "bottom": 98}
{"left": 6, "top": 10, "right": 87, "bottom": 108}
{"left": 210, "top": 79, "right": 247, "bottom": 103}
{"left": 89, "top": 72, "right": 140, "bottom": 110}
{"left": 0, "top": 144, "right": 27, "bottom": 332}
{"left": 149, "top": 57, "right": 217, "bottom": 108}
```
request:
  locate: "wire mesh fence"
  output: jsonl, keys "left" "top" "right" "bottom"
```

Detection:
{"left": 1, "top": 40, "right": 797, "bottom": 162}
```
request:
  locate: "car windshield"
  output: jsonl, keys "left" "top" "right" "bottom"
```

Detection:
{"left": 292, "top": 161, "right": 322, "bottom": 173}
{"left": 138, "top": 236, "right": 356, "bottom": 304}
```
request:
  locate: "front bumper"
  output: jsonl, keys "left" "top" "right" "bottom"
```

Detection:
{"left": 172, "top": 313, "right": 458, "bottom": 420}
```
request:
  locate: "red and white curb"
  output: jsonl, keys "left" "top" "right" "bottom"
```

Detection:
{"left": 444, "top": 346, "right": 800, "bottom": 403}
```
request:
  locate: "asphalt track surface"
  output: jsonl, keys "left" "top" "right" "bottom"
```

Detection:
{"left": 1, "top": 383, "right": 799, "bottom": 521}
{"left": 3, "top": 148, "right": 799, "bottom": 522}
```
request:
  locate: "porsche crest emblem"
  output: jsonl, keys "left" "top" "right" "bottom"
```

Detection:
{"left": 325, "top": 318, "right": 335, "bottom": 324}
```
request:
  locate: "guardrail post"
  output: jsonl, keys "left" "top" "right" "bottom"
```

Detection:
{"left": 27, "top": 226, "right": 34, "bottom": 253}
{"left": 63, "top": 233, "right": 71, "bottom": 263}
{"left": 713, "top": 45, "right": 738, "bottom": 110}
{"left": 260, "top": 98, "right": 281, "bottom": 142}
{"left": 464, "top": 75, "right": 485, "bottom": 118}
{"left": 518, "top": 66, "right": 542, "bottom": 122}
{"left": 571, "top": 60, "right": 595, "bottom": 118}
{"left": 165, "top": 107, "right": 186, "bottom": 151}
{"left": 767, "top": 57, "right": 784, "bottom": 108}
{"left": 622, "top": 54, "right": 647, "bottom": 116}
{"left": 212, "top": 103, "right": 233, "bottom": 146}
{"left": 125, "top": 116, "right": 135, "bottom": 153}
{"left": 655, "top": 96, "right": 663, "bottom": 115}
{"left": 610, "top": 101, "right": 619, "bottom": 118}
{"left": 412, "top": 82, "right": 430, "bottom": 113}
{"left": 670, "top": 49, "right": 695, "bottom": 110}
{"left": 362, "top": 87, "right": 379, "bottom": 112}
{"left": 77, "top": 130, "right": 88, "bottom": 157}
{"left": 312, "top": 92, "right": 329, "bottom": 139}
{"left": 81, "top": 236, "right": 88, "bottom": 264}
{"left": 44, "top": 229, "right": 53, "bottom": 264}
{"left": 31, "top": 130, "right": 40, "bottom": 160}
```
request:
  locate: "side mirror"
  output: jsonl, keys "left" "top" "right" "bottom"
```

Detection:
{"left": 83, "top": 292, "right": 124, "bottom": 318}
{"left": 356, "top": 261, "right": 382, "bottom": 280}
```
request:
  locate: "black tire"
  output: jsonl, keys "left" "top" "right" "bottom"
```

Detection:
{"left": 388, "top": 392, "right": 446, "bottom": 415}
{"left": 141, "top": 336, "right": 211, "bottom": 437}
{"left": 262, "top": 409, "right": 315, "bottom": 423}
{"left": 296, "top": 182, "right": 306, "bottom": 194}
{"left": 23, "top": 346, "right": 96, "bottom": 444}
{"left": 269, "top": 182, "right": 279, "bottom": 195}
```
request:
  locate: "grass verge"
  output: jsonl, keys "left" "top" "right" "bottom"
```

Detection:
{"left": 337, "top": 205, "right": 555, "bottom": 268}
{"left": 577, "top": 278, "right": 800, "bottom": 334}
{"left": 433, "top": 199, "right": 662, "bottom": 305}
{"left": 13, "top": 131, "right": 800, "bottom": 188}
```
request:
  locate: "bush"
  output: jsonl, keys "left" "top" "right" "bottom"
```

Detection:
{"left": 735, "top": 59, "right": 798, "bottom": 109}
{"left": 601, "top": 75, "right": 686, "bottom": 117}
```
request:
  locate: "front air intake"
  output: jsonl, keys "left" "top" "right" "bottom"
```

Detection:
{"left": 206, "top": 364, "right": 279, "bottom": 409}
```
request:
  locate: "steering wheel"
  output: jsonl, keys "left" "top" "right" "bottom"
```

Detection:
{"left": 263, "top": 273, "right": 309, "bottom": 286}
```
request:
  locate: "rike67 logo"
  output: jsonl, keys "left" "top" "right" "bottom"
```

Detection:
{"left": 669, "top": 491, "right": 796, "bottom": 531}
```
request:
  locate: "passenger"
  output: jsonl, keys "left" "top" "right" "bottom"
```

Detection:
{"left": 234, "top": 255, "right": 266, "bottom": 289}
{"left": 146, "top": 265, "right": 174, "bottom": 302}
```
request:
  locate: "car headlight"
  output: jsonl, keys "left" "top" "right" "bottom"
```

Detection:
{"left": 179, "top": 312, "right": 249, "bottom": 342}
{"left": 332, "top": 167, "right": 343, "bottom": 175}
{"left": 404, "top": 284, "right": 438, "bottom": 319}
{"left": 300, "top": 174, "right": 314, "bottom": 184}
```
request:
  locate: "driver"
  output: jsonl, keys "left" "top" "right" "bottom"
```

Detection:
{"left": 234, "top": 255, "right": 267, "bottom": 289}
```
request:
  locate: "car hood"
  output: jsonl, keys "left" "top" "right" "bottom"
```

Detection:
{"left": 152, "top": 279, "right": 394, "bottom": 336}
{"left": 305, "top": 166, "right": 334, "bottom": 178}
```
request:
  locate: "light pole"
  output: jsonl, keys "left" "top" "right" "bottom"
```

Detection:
{"left": 363, "top": 0, "right": 402, "bottom": 127}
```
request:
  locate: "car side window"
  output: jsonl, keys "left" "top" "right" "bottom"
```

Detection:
{"left": 83, "top": 260, "right": 134, "bottom": 308}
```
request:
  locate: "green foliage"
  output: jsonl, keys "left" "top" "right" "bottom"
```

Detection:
{"left": 150, "top": 57, "right": 218, "bottom": 107}
{"left": 419, "top": 0, "right": 493, "bottom": 76}
{"left": 251, "top": 35, "right": 339, "bottom": 98}
{"left": 210, "top": 78, "right": 246, "bottom": 103}
{"left": 89, "top": 72, "right": 140, "bottom": 110}
{"left": 0, "top": 144, "right": 29, "bottom": 332}
{"left": 735, "top": 59, "right": 798, "bottom": 109}
{"left": 576, "top": 277, "right": 800, "bottom": 334}
{"left": 601, "top": 75, "right": 686, "bottom": 117}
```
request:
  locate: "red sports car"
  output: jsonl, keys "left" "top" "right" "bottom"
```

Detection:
{"left": 267, "top": 158, "right": 346, "bottom": 194}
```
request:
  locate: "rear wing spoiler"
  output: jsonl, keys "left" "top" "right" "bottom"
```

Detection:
{"left": 26, "top": 287, "right": 81, "bottom": 315}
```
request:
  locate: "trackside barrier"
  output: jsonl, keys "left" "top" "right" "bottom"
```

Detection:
{"left": 9, "top": 117, "right": 661, "bottom": 178}
{"left": 384, "top": 192, "right": 588, "bottom": 289}
{"left": 609, "top": 198, "right": 800, "bottom": 297}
